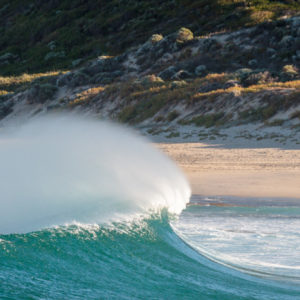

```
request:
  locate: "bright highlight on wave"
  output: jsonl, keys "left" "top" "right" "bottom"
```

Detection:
{"left": 0, "top": 115, "right": 191, "bottom": 234}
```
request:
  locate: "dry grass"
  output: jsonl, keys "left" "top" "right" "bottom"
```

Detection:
{"left": 193, "top": 86, "right": 242, "bottom": 99}
{"left": 64, "top": 72, "right": 300, "bottom": 125}
{"left": 0, "top": 90, "right": 10, "bottom": 96}
{"left": 243, "top": 80, "right": 300, "bottom": 92}
{"left": 249, "top": 10, "right": 274, "bottom": 25}
{"left": 130, "top": 73, "right": 229, "bottom": 103}
{"left": 69, "top": 86, "right": 105, "bottom": 106}
{"left": 106, "top": 73, "right": 229, "bottom": 103}
{"left": 193, "top": 80, "right": 300, "bottom": 99}
{"left": 0, "top": 72, "right": 61, "bottom": 87}
{"left": 204, "top": 73, "right": 227, "bottom": 81}
{"left": 131, "top": 85, "right": 168, "bottom": 98}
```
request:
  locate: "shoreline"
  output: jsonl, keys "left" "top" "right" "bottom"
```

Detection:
{"left": 156, "top": 141, "right": 300, "bottom": 200}
{"left": 187, "top": 194, "right": 300, "bottom": 207}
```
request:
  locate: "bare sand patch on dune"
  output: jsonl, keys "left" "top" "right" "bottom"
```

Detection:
{"left": 157, "top": 143, "right": 300, "bottom": 198}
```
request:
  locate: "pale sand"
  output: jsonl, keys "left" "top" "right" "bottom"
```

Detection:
{"left": 157, "top": 143, "right": 300, "bottom": 199}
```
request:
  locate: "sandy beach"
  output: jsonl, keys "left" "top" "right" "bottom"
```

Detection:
{"left": 157, "top": 142, "right": 300, "bottom": 199}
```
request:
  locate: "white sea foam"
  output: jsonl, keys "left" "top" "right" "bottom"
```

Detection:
{"left": 172, "top": 205, "right": 300, "bottom": 281}
{"left": 0, "top": 115, "right": 191, "bottom": 234}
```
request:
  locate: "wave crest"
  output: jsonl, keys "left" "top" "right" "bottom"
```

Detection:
{"left": 0, "top": 115, "right": 191, "bottom": 234}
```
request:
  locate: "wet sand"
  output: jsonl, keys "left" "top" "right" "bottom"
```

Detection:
{"left": 157, "top": 143, "right": 300, "bottom": 199}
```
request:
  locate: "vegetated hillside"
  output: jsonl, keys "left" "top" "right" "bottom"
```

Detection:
{"left": 1, "top": 14, "right": 300, "bottom": 145}
{"left": 1, "top": 0, "right": 300, "bottom": 75}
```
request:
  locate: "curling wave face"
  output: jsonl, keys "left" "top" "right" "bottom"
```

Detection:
{"left": 1, "top": 213, "right": 299, "bottom": 299}
{"left": 0, "top": 116, "right": 299, "bottom": 298}
{"left": 0, "top": 115, "right": 190, "bottom": 234}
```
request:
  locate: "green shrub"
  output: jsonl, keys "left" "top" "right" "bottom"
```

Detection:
{"left": 28, "top": 83, "right": 58, "bottom": 103}
{"left": 239, "top": 105, "right": 277, "bottom": 122}
{"left": 118, "top": 105, "right": 137, "bottom": 123}
{"left": 266, "top": 119, "right": 285, "bottom": 126}
{"left": 140, "top": 75, "right": 164, "bottom": 86}
{"left": 191, "top": 113, "right": 225, "bottom": 127}
{"left": 1, "top": 0, "right": 300, "bottom": 75}
{"left": 166, "top": 132, "right": 180, "bottom": 138}
{"left": 167, "top": 110, "right": 180, "bottom": 122}
{"left": 154, "top": 115, "right": 165, "bottom": 122}
{"left": 291, "top": 110, "right": 300, "bottom": 119}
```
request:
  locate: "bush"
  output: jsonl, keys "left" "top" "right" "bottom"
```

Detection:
{"left": 170, "top": 80, "right": 187, "bottom": 89}
{"left": 283, "top": 64, "right": 298, "bottom": 75}
{"left": 154, "top": 115, "right": 165, "bottom": 122}
{"left": 266, "top": 119, "right": 285, "bottom": 126}
{"left": 150, "top": 34, "right": 163, "bottom": 44}
{"left": 118, "top": 105, "right": 137, "bottom": 123}
{"left": 281, "top": 65, "right": 298, "bottom": 81}
{"left": 176, "top": 27, "right": 194, "bottom": 44}
{"left": 239, "top": 106, "right": 277, "bottom": 122}
{"left": 28, "top": 83, "right": 58, "bottom": 103}
{"left": 241, "top": 71, "right": 274, "bottom": 86}
{"left": 167, "top": 110, "right": 180, "bottom": 122}
{"left": 158, "top": 66, "right": 177, "bottom": 80}
{"left": 0, "top": 101, "right": 13, "bottom": 118}
{"left": 140, "top": 75, "right": 164, "bottom": 86}
{"left": 166, "top": 132, "right": 180, "bottom": 138}
{"left": 291, "top": 110, "right": 300, "bottom": 119}
{"left": 191, "top": 113, "right": 225, "bottom": 127}
{"left": 195, "top": 65, "right": 207, "bottom": 76}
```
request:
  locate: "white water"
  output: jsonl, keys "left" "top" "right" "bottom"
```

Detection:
{"left": 173, "top": 205, "right": 300, "bottom": 281}
{"left": 0, "top": 115, "right": 191, "bottom": 234}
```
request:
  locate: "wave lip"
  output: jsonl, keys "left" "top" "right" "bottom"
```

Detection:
{"left": 0, "top": 115, "right": 191, "bottom": 234}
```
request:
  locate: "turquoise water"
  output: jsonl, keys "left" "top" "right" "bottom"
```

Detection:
{"left": 0, "top": 117, "right": 299, "bottom": 299}
{"left": 1, "top": 210, "right": 299, "bottom": 299}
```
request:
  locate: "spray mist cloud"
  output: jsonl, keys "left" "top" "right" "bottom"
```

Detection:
{"left": 0, "top": 115, "right": 191, "bottom": 234}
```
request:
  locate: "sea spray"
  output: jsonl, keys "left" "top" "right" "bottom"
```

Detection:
{"left": 1, "top": 117, "right": 299, "bottom": 299}
{"left": 0, "top": 115, "right": 191, "bottom": 234}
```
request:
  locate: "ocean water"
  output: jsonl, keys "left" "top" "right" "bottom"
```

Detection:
{"left": 1, "top": 208, "right": 300, "bottom": 299}
{"left": 0, "top": 116, "right": 299, "bottom": 299}
{"left": 173, "top": 197, "right": 300, "bottom": 282}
